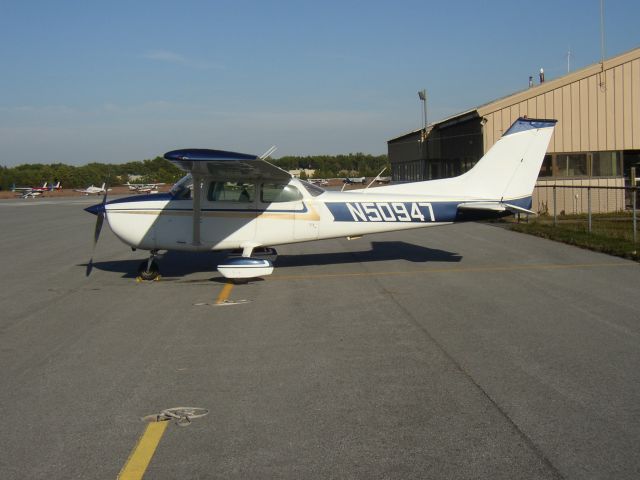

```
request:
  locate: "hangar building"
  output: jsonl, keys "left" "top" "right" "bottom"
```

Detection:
{"left": 388, "top": 47, "right": 640, "bottom": 213}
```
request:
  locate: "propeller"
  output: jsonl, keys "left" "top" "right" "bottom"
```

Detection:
{"left": 85, "top": 185, "right": 109, "bottom": 276}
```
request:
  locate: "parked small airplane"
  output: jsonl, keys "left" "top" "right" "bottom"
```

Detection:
{"left": 125, "top": 182, "right": 165, "bottom": 194}
{"left": 13, "top": 181, "right": 61, "bottom": 198}
{"left": 75, "top": 183, "right": 111, "bottom": 195}
{"left": 309, "top": 178, "right": 329, "bottom": 186}
{"left": 86, "top": 117, "right": 556, "bottom": 281}
{"left": 343, "top": 176, "right": 366, "bottom": 185}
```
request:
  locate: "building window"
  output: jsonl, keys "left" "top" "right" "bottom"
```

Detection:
{"left": 555, "top": 154, "right": 588, "bottom": 177}
{"left": 591, "top": 151, "right": 621, "bottom": 177}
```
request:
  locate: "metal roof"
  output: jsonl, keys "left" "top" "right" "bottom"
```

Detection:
{"left": 388, "top": 45, "right": 640, "bottom": 143}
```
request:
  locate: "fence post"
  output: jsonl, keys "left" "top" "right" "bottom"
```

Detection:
{"left": 632, "top": 168, "right": 637, "bottom": 245}
{"left": 553, "top": 186, "right": 557, "bottom": 227}
{"left": 634, "top": 187, "right": 637, "bottom": 245}
{"left": 587, "top": 186, "right": 592, "bottom": 233}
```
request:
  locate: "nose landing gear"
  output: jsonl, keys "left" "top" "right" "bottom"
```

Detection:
{"left": 137, "top": 250, "right": 161, "bottom": 281}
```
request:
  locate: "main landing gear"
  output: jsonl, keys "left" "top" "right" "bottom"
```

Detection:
{"left": 137, "top": 250, "right": 161, "bottom": 281}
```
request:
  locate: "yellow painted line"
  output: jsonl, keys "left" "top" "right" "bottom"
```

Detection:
{"left": 215, "top": 282, "right": 234, "bottom": 304}
{"left": 118, "top": 421, "right": 169, "bottom": 480}
{"left": 271, "top": 262, "right": 636, "bottom": 281}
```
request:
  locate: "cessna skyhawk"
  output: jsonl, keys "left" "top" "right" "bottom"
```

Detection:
{"left": 86, "top": 117, "right": 556, "bottom": 281}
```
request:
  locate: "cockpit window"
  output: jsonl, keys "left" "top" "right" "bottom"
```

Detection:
{"left": 208, "top": 182, "right": 255, "bottom": 202}
{"left": 261, "top": 183, "right": 303, "bottom": 203}
{"left": 170, "top": 174, "right": 193, "bottom": 199}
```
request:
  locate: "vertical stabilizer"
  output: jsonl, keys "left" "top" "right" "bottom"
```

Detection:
{"left": 376, "top": 117, "right": 556, "bottom": 201}
{"left": 458, "top": 118, "right": 556, "bottom": 200}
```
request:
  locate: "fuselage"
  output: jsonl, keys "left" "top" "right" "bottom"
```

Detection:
{"left": 98, "top": 178, "right": 526, "bottom": 253}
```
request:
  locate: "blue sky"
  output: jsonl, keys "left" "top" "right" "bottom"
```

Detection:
{"left": 1, "top": 0, "right": 638, "bottom": 165}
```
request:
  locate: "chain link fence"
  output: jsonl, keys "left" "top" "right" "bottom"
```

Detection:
{"left": 528, "top": 181, "right": 638, "bottom": 244}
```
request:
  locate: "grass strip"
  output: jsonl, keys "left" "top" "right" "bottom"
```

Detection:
{"left": 509, "top": 219, "right": 639, "bottom": 261}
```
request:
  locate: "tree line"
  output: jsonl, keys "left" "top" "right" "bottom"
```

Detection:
{"left": 0, "top": 153, "right": 389, "bottom": 190}
{"left": 272, "top": 153, "right": 389, "bottom": 179}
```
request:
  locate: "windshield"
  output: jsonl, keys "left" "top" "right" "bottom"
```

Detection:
{"left": 299, "top": 180, "right": 325, "bottom": 197}
{"left": 170, "top": 174, "right": 193, "bottom": 199}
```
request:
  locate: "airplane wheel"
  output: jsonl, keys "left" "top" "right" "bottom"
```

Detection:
{"left": 138, "top": 260, "right": 160, "bottom": 281}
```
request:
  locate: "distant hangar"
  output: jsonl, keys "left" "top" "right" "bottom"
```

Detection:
{"left": 388, "top": 46, "right": 640, "bottom": 213}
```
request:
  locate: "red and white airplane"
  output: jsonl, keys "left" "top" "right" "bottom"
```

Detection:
{"left": 13, "top": 181, "right": 61, "bottom": 198}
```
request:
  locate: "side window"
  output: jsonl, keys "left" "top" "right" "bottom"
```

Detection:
{"left": 261, "top": 184, "right": 303, "bottom": 203}
{"left": 207, "top": 182, "right": 255, "bottom": 202}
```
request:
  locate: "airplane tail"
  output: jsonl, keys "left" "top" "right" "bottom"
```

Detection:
{"left": 379, "top": 117, "right": 556, "bottom": 205}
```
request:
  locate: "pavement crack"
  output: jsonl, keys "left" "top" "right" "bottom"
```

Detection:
{"left": 382, "top": 285, "right": 566, "bottom": 480}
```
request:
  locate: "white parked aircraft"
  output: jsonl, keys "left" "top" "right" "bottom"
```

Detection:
{"left": 86, "top": 117, "right": 556, "bottom": 281}
{"left": 343, "top": 176, "right": 366, "bottom": 185}
{"left": 75, "top": 183, "right": 111, "bottom": 195}
{"left": 125, "top": 182, "right": 165, "bottom": 194}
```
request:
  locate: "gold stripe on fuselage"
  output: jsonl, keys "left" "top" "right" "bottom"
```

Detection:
{"left": 109, "top": 202, "right": 320, "bottom": 221}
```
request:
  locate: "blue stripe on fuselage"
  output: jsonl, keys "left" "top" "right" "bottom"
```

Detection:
{"left": 326, "top": 201, "right": 456, "bottom": 223}
{"left": 326, "top": 197, "right": 533, "bottom": 223}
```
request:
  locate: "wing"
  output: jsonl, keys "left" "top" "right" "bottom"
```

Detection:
{"left": 164, "top": 149, "right": 290, "bottom": 182}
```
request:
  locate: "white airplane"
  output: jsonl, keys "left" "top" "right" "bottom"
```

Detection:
{"left": 125, "top": 182, "right": 165, "bottom": 194}
{"left": 86, "top": 117, "right": 556, "bottom": 281}
{"left": 75, "top": 183, "right": 111, "bottom": 195}
{"left": 310, "top": 178, "right": 329, "bottom": 186}
{"left": 343, "top": 176, "right": 366, "bottom": 185}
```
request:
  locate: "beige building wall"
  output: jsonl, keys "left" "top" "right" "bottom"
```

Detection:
{"left": 480, "top": 48, "right": 640, "bottom": 154}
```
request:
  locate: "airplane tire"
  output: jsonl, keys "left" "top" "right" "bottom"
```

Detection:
{"left": 138, "top": 260, "right": 160, "bottom": 281}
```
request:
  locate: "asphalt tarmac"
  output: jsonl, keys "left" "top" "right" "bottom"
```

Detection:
{"left": 1, "top": 197, "right": 640, "bottom": 479}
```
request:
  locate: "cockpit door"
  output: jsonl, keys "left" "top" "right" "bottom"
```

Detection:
{"left": 200, "top": 181, "right": 257, "bottom": 247}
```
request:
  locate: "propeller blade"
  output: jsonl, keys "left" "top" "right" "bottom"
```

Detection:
{"left": 86, "top": 182, "right": 109, "bottom": 276}
{"left": 93, "top": 212, "right": 104, "bottom": 247}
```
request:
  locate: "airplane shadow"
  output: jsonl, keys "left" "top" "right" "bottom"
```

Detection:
{"left": 80, "top": 241, "right": 461, "bottom": 279}
{"left": 276, "top": 241, "right": 461, "bottom": 268}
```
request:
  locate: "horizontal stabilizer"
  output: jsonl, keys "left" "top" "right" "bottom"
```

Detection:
{"left": 457, "top": 202, "right": 536, "bottom": 215}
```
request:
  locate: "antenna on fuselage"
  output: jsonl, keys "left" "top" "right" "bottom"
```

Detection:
{"left": 259, "top": 145, "right": 277, "bottom": 160}
{"left": 364, "top": 167, "right": 387, "bottom": 190}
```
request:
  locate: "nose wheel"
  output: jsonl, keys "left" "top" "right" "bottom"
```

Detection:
{"left": 137, "top": 250, "right": 161, "bottom": 281}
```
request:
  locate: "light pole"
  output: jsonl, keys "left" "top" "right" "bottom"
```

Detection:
{"left": 418, "top": 89, "right": 427, "bottom": 136}
{"left": 418, "top": 90, "right": 428, "bottom": 178}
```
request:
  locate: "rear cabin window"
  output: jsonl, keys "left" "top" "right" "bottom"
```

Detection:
{"left": 261, "top": 184, "right": 303, "bottom": 203}
{"left": 207, "top": 182, "right": 255, "bottom": 202}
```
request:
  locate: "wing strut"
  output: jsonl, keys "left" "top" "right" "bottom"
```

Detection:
{"left": 192, "top": 173, "right": 202, "bottom": 246}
